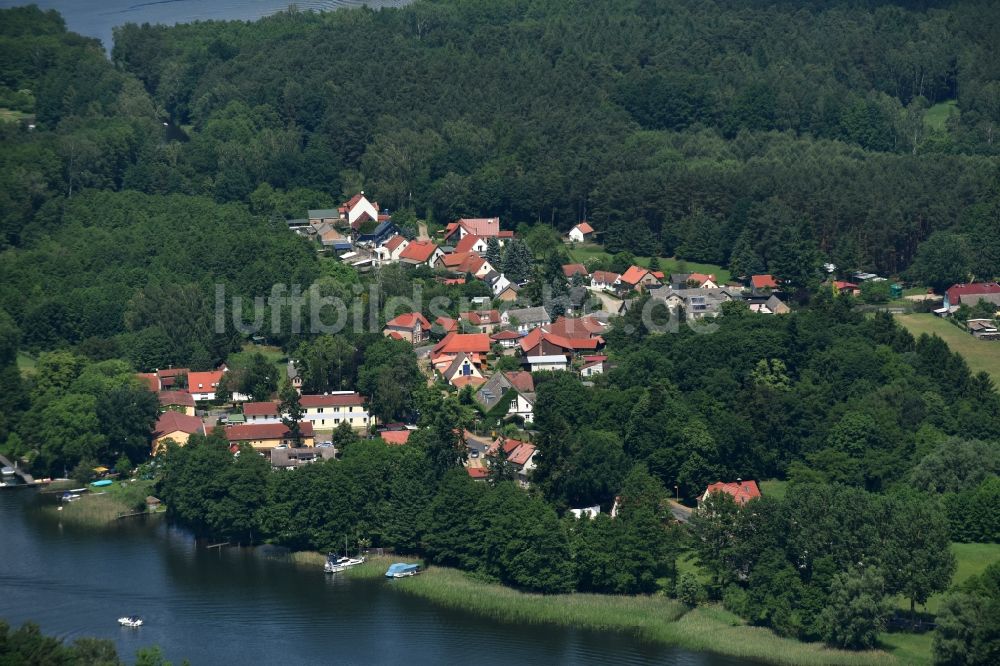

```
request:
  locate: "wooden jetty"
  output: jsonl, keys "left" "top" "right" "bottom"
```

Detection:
{"left": 0, "top": 453, "right": 35, "bottom": 487}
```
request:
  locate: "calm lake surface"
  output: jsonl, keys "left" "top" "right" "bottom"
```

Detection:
{"left": 0, "top": 490, "right": 752, "bottom": 665}
{"left": 0, "top": 1, "right": 412, "bottom": 51}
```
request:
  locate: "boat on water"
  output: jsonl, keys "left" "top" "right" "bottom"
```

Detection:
{"left": 118, "top": 616, "right": 143, "bottom": 627}
{"left": 1, "top": 466, "right": 14, "bottom": 477}
{"left": 324, "top": 554, "right": 365, "bottom": 574}
{"left": 385, "top": 563, "right": 421, "bottom": 578}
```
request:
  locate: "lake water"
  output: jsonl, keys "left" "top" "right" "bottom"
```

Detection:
{"left": 0, "top": 490, "right": 751, "bottom": 665}
{"left": 0, "top": 1, "right": 412, "bottom": 51}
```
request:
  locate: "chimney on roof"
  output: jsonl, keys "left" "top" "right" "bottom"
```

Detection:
{"left": 736, "top": 477, "right": 742, "bottom": 485}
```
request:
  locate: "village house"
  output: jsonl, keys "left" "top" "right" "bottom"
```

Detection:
{"left": 300, "top": 393, "right": 371, "bottom": 431}
{"left": 286, "top": 360, "right": 303, "bottom": 394}
{"left": 547, "top": 315, "right": 606, "bottom": 340}
{"left": 376, "top": 234, "right": 410, "bottom": 263}
{"left": 459, "top": 309, "right": 501, "bottom": 334}
{"left": 562, "top": 263, "right": 589, "bottom": 280}
{"left": 398, "top": 240, "right": 444, "bottom": 267}
{"left": 501, "top": 306, "right": 551, "bottom": 333}
{"left": 443, "top": 352, "right": 486, "bottom": 388}
{"left": 751, "top": 274, "right": 780, "bottom": 295}
{"left": 942, "top": 282, "right": 1000, "bottom": 311}
{"left": 270, "top": 446, "right": 337, "bottom": 469}
{"left": 487, "top": 272, "right": 513, "bottom": 297}
{"left": 158, "top": 391, "right": 196, "bottom": 416}
{"left": 307, "top": 208, "right": 340, "bottom": 228}
{"left": 615, "top": 265, "right": 661, "bottom": 295}
{"left": 475, "top": 370, "right": 536, "bottom": 423}
{"left": 579, "top": 355, "right": 607, "bottom": 377}
{"left": 431, "top": 332, "right": 492, "bottom": 375}
{"left": 495, "top": 282, "right": 520, "bottom": 302}
{"left": 490, "top": 329, "right": 522, "bottom": 349}
{"left": 519, "top": 326, "right": 603, "bottom": 358}
{"left": 243, "top": 401, "right": 281, "bottom": 424}
{"left": 437, "top": 252, "right": 494, "bottom": 278}
{"left": 454, "top": 234, "right": 489, "bottom": 254}
{"left": 589, "top": 270, "right": 620, "bottom": 291}
{"left": 649, "top": 286, "right": 743, "bottom": 320}
{"left": 670, "top": 272, "right": 718, "bottom": 289}
{"left": 699, "top": 479, "right": 762, "bottom": 507}
{"left": 435, "top": 316, "right": 459, "bottom": 335}
{"left": 187, "top": 370, "right": 224, "bottom": 401}
{"left": 967, "top": 319, "right": 1000, "bottom": 340}
{"left": 831, "top": 280, "right": 861, "bottom": 296}
{"left": 155, "top": 367, "right": 190, "bottom": 390}
{"left": 567, "top": 221, "right": 594, "bottom": 243}
{"left": 488, "top": 437, "right": 538, "bottom": 488}
{"left": 443, "top": 218, "right": 513, "bottom": 244}
{"left": 357, "top": 220, "right": 397, "bottom": 247}
{"left": 747, "top": 294, "right": 791, "bottom": 315}
{"left": 152, "top": 411, "right": 206, "bottom": 454}
{"left": 226, "top": 421, "right": 316, "bottom": 453}
{"left": 338, "top": 192, "right": 381, "bottom": 230}
{"left": 384, "top": 311, "right": 432, "bottom": 343}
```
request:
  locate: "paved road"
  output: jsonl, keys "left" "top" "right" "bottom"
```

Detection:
{"left": 668, "top": 499, "right": 693, "bottom": 523}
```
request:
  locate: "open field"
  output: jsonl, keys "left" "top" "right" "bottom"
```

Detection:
{"left": 893, "top": 542, "right": 1000, "bottom": 616}
{"left": 923, "top": 100, "right": 958, "bottom": 132}
{"left": 895, "top": 313, "right": 1000, "bottom": 385}
{"left": 760, "top": 479, "right": 789, "bottom": 500}
{"left": 567, "top": 244, "right": 732, "bottom": 284}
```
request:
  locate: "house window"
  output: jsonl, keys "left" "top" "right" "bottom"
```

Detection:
{"left": 510, "top": 399, "right": 517, "bottom": 412}
{"left": 321, "top": 419, "right": 325, "bottom": 425}
{"left": 317, "top": 407, "right": 324, "bottom": 413}
{"left": 335, "top": 419, "right": 340, "bottom": 424}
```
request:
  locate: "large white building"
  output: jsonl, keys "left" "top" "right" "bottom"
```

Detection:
{"left": 242, "top": 392, "right": 371, "bottom": 432}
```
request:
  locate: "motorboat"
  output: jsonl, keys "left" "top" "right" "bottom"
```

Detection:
{"left": 118, "top": 616, "right": 143, "bottom": 627}
{"left": 324, "top": 553, "right": 365, "bottom": 573}
{"left": 385, "top": 563, "right": 421, "bottom": 578}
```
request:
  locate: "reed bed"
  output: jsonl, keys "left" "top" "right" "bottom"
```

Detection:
{"left": 376, "top": 565, "right": 897, "bottom": 666}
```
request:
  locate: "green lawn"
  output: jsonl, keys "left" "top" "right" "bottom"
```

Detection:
{"left": 232, "top": 343, "right": 287, "bottom": 374}
{"left": 567, "top": 243, "right": 731, "bottom": 283}
{"left": 923, "top": 100, "right": 958, "bottom": 132}
{"left": 879, "top": 630, "right": 933, "bottom": 666}
{"left": 0, "top": 107, "right": 30, "bottom": 123}
{"left": 892, "top": 542, "right": 1000, "bottom": 615}
{"left": 895, "top": 313, "right": 1000, "bottom": 385}
{"left": 760, "top": 479, "right": 789, "bottom": 500}
{"left": 16, "top": 351, "right": 36, "bottom": 376}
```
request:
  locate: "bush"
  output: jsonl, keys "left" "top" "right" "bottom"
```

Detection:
{"left": 676, "top": 572, "right": 704, "bottom": 607}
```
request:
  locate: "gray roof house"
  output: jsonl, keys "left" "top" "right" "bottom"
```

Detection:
{"left": 501, "top": 306, "right": 551, "bottom": 333}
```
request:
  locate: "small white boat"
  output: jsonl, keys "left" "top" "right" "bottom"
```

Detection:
{"left": 324, "top": 554, "right": 365, "bottom": 573}
{"left": 118, "top": 616, "right": 143, "bottom": 628}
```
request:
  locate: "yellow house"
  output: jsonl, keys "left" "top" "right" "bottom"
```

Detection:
{"left": 152, "top": 412, "right": 206, "bottom": 455}
{"left": 225, "top": 422, "right": 315, "bottom": 453}
{"left": 158, "top": 391, "right": 196, "bottom": 416}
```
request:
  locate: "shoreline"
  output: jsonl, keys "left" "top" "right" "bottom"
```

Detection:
{"left": 295, "top": 552, "right": 895, "bottom": 666}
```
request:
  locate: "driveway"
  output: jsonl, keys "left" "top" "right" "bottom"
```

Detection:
{"left": 667, "top": 500, "right": 693, "bottom": 523}
{"left": 417, "top": 222, "right": 430, "bottom": 241}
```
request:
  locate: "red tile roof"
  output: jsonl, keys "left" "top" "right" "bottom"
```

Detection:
{"left": 153, "top": 412, "right": 204, "bottom": 438}
{"left": 454, "top": 234, "right": 485, "bottom": 254}
{"left": 490, "top": 330, "right": 522, "bottom": 341}
{"left": 387, "top": 331, "right": 404, "bottom": 340}
{"left": 467, "top": 467, "right": 490, "bottom": 479}
{"left": 504, "top": 371, "right": 535, "bottom": 393}
{"left": 497, "top": 230, "right": 515, "bottom": 238}
{"left": 704, "top": 480, "right": 761, "bottom": 506}
{"left": 187, "top": 371, "right": 224, "bottom": 394}
{"left": 243, "top": 401, "right": 280, "bottom": 416}
{"left": 456, "top": 218, "right": 500, "bottom": 237}
{"left": 226, "top": 421, "right": 314, "bottom": 442}
{"left": 591, "top": 270, "right": 620, "bottom": 284}
{"left": 441, "top": 252, "right": 488, "bottom": 274}
{"left": 435, "top": 316, "right": 459, "bottom": 333}
{"left": 384, "top": 235, "right": 407, "bottom": 252}
{"left": 688, "top": 272, "right": 716, "bottom": 285}
{"left": 562, "top": 263, "right": 589, "bottom": 278}
{"left": 452, "top": 375, "right": 487, "bottom": 389}
{"left": 548, "top": 316, "right": 605, "bottom": 339}
{"left": 619, "top": 265, "right": 650, "bottom": 286}
{"left": 137, "top": 373, "right": 160, "bottom": 392}
{"left": 519, "top": 327, "right": 602, "bottom": 353}
{"left": 385, "top": 312, "right": 432, "bottom": 330}
{"left": 751, "top": 274, "right": 779, "bottom": 289}
{"left": 945, "top": 282, "right": 1000, "bottom": 305}
{"left": 508, "top": 442, "right": 537, "bottom": 466}
{"left": 460, "top": 310, "right": 501, "bottom": 326}
{"left": 833, "top": 280, "right": 859, "bottom": 291}
{"left": 575, "top": 221, "right": 594, "bottom": 234}
{"left": 433, "top": 332, "right": 492, "bottom": 354}
{"left": 158, "top": 391, "right": 195, "bottom": 407}
{"left": 299, "top": 393, "right": 365, "bottom": 408}
{"left": 157, "top": 368, "right": 189, "bottom": 378}
{"left": 379, "top": 430, "right": 412, "bottom": 445}
{"left": 342, "top": 192, "right": 365, "bottom": 209}
{"left": 399, "top": 240, "right": 440, "bottom": 263}
{"left": 652, "top": 270, "right": 665, "bottom": 280}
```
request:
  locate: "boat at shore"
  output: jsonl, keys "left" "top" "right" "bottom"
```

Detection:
{"left": 324, "top": 553, "right": 365, "bottom": 573}
{"left": 385, "top": 563, "right": 421, "bottom": 578}
{"left": 118, "top": 616, "right": 143, "bottom": 627}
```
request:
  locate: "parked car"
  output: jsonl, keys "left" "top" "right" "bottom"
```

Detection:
{"left": 470, "top": 450, "right": 479, "bottom": 458}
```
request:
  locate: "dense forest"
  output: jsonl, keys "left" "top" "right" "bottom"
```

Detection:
{"left": 3, "top": 2, "right": 1000, "bottom": 661}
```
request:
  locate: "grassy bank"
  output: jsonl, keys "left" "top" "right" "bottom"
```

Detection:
{"left": 567, "top": 244, "right": 732, "bottom": 283}
{"left": 42, "top": 479, "right": 158, "bottom": 527}
{"left": 338, "top": 557, "right": 893, "bottom": 666}
{"left": 895, "top": 313, "right": 1000, "bottom": 385}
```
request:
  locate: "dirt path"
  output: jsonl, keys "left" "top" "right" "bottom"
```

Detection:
{"left": 417, "top": 221, "right": 430, "bottom": 241}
